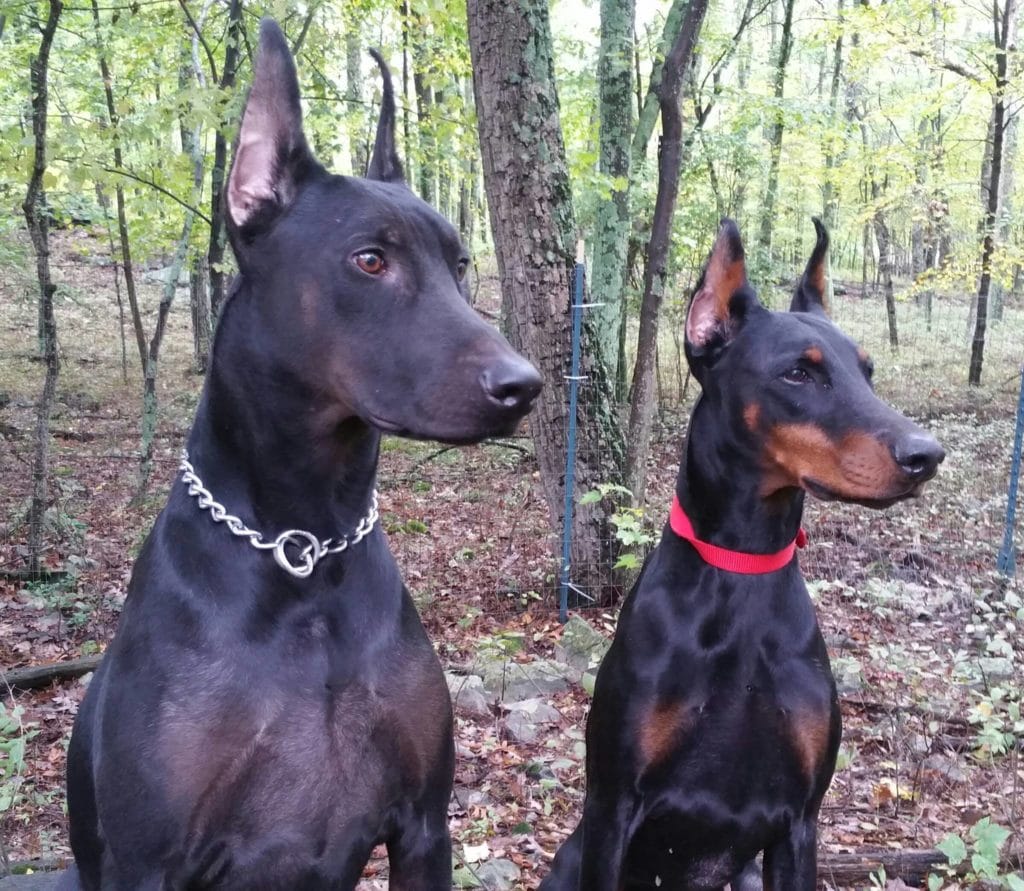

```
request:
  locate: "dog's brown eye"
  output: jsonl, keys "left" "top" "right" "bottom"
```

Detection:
{"left": 456, "top": 259, "right": 469, "bottom": 281}
{"left": 783, "top": 367, "right": 812, "bottom": 385}
{"left": 355, "top": 251, "right": 385, "bottom": 275}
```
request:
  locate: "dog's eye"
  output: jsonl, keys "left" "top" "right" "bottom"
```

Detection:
{"left": 864, "top": 359, "right": 875, "bottom": 381}
{"left": 354, "top": 251, "right": 385, "bottom": 275}
{"left": 783, "top": 367, "right": 813, "bottom": 385}
{"left": 456, "top": 259, "right": 469, "bottom": 281}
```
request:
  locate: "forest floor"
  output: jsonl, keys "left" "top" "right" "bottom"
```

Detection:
{"left": 1, "top": 229, "right": 1023, "bottom": 888}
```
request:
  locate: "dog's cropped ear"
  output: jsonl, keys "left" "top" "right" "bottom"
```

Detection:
{"left": 226, "top": 19, "right": 317, "bottom": 235}
{"left": 366, "top": 49, "right": 405, "bottom": 183}
{"left": 685, "top": 219, "right": 754, "bottom": 364}
{"left": 790, "top": 217, "right": 830, "bottom": 314}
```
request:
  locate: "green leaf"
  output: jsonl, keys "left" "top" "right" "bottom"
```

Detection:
{"left": 936, "top": 833, "right": 966, "bottom": 867}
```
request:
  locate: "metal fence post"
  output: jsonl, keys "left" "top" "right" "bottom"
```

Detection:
{"left": 559, "top": 261, "right": 586, "bottom": 623}
{"left": 997, "top": 365, "right": 1024, "bottom": 577}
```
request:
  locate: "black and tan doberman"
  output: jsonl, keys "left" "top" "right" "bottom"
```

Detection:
{"left": 541, "top": 219, "right": 943, "bottom": 891}
{"left": 60, "top": 20, "right": 540, "bottom": 890}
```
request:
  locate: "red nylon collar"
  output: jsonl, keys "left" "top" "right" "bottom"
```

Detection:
{"left": 669, "top": 494, "right": 807, "bottom": 574}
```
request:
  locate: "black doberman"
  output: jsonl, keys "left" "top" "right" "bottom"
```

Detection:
{"left": 541, "top": 219, "right": 943, "bottom": 891}
{"left": 60, "top": 20, "right": 540, "bottom": 891}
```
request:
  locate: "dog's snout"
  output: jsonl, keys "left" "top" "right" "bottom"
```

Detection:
{"left": 481, "top": 355, "right": 543, "bottom": 412}
{"left": 892, "top": 433, "right": 945, "bottom": 481}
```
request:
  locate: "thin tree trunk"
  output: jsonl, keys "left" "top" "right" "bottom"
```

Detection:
{"left": 756, "top": 0, "right": 796, "bottom": 274}
{"left": 589, "top": 0, "right": 636, "bottom": 387}
{"left": 22, "top": 0, "right": 64, "bottom": 575}
{"left": 90, "top": 0, "right": 145, "bottom": 372}
{"left": 872, "top": 205, "right": 898, "bottom": 349}
{"left": 624, "top": 0, "right": 710, "bottom": 506}
{"left": 207, "top": 0, "right": 241, "bottom": 324}
{"left": 137, "top": 213, "right": 193, "bottom": 498}
{"left": 970, "top": 0, "right": 1016, "bottom": 385}
{"left": 94, "top": 185, "right": 128, "bottom": 383}
{"left": 822, "top": 0, "right": 844, "bottom": 235}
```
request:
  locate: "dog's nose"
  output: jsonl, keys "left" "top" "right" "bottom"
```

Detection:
{"left": 892, "top": 433, "right": 945, "bottom": 481}
{"left": 481, "top": 355, "right": 543, "bottom": 412}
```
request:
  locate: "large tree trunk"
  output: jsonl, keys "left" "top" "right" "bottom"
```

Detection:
{"left": 589, "top": 0, "right": 636, "bottom": 389}
{"left": 756, "top": 0, "right": 796, "bottom": 275}
{"left": 469, "top": 0, "right": 621, "bottom": 599}
{"left": 22, "top": 0, "right": 63, "bottom": 576}
{"left": 624, "top": 0, "right": 710, "bottom": 506}
{"left": 970, "top": 0, "right": 1016, "bottom": 385}
{"left": 207, "top": 0, "right": 241, "bottom": 324}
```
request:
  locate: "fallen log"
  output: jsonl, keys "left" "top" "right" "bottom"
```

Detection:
{"left": 0, "top": 655, "right": 102, "bottom": 693}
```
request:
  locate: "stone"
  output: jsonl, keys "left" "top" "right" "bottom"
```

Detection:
{"left": 446, "top": 672, "right": 493, "bottom": 718}
{"left": 474, "top": 858, "right": 521, "bottom": 890}
{"left": 554, "top": 615, "right": 610, "bottom": 671}
{"left": 478, "top": 658, "right": 572, "bottom": 702}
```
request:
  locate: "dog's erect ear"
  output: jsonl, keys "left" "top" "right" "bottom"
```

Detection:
{"left": 366, "top": 49, "right": 405, "bottom": 183}
{"left": 226, "top": 19, "right": 316, "bottom": 234}
{"left": 685, "top": 219, "right": 752, "bottom": 357}
{"left": 790, "top": 217, "right": 830, "bottom": 315}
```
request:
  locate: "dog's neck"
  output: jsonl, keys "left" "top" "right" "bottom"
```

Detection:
{"left": 676, "top": 396, "right": 805, "bottom": 555}
{"left": 185, "top": 299, "right": 380, "bottom": 540}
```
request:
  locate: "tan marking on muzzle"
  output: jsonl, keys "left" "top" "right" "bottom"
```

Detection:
{"left": 760, "top": 423, "right": 908, "bottom": 500}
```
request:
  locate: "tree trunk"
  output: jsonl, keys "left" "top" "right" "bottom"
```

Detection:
{"left": 207, "top": 0, "right": 241, "bottom": 324}
{"left": 22, "top": 0, "right": 63, "bottom": 575}
{"left": 91, "top": 0, "right": 144, "bottom": 372}
{"left": 412, "top": 10, "right": 436, "bottom": 205}
{"left": 756, "top": 0, "right": 796, "bottom": 275}
{"left": 822, "top": 0, "right": 844, "bottom": 235}
{"left": 589, "top": 0, "right": 636, "bottom": 387}
{"left": 872, "top": 203, "right": 898, "bottom": 349}
{"left": 970, "top": 0, "right": 1016, "bottom": 385}
{"left": 346, "top": 27, "right": 368, "bottom": 175}
{"left": 469, "top": 0, "right": 622, "bottom": 599}
{"left": 624, "top": 0, "right": 710, "bottom": 507}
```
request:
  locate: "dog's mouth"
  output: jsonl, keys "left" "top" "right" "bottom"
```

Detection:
{"left": 802, "top": 476, "right": 927, "bottom": 510}
{"left": 365, "top": 411, "right": 522, "bottom": 444}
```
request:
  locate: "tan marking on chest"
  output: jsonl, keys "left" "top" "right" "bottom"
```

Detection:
{"left": 638, "top": 700, "right": 693, "bottom": 770}
{"left": 788, "top": 707, "right": 832, "bottom": 780}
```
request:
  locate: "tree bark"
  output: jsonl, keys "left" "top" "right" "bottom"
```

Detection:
{"left": 469, "top": 0, "right": 621, "bottom": 598}
{"left": 969, "top": 0, "right": 1016, "bottom": 385}
{"left": 624, "top": 0, "right": 710, "bottom": 506}
{"left": 821, "top": 0, "right": 844, "bottom": 236}
{"left": 589, "top": 0, "right": 636, "bottom": 388}
{"left": 756, "top": 0, "right": 796, "bottom": 274}
{"left": 22, "top": 0, "right": 63, "bottom": 575}
{"left": 207, "top": 0, "right": 241, "bottom": 324}
{"left": 90, "top": 0, "right": 144, "bottom": 372}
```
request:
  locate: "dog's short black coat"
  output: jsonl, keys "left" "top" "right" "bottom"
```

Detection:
{"left": 540, "top": 220, "right": 943, "bottom": 891}
{"left": 59, "top": 20, "right": 541, "bottom": 891}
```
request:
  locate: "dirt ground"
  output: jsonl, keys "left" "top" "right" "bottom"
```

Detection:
{"left": 1, "top": 229, "right": 1022, "bottom": 887}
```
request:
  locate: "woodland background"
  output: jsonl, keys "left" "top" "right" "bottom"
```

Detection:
{"left": 1, "top": 0, "right": 1023, "bottom": 886}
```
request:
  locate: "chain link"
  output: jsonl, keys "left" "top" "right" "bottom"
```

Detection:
{"left": 179, "top": 450, "right": 379, "bottom": 578}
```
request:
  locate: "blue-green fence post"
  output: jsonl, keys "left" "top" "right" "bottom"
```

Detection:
{"left": 559, "top": 262, "right": 586, "bottom": 623}
{"left": 997, "top": 365, "right": 1024, "bottom": 577}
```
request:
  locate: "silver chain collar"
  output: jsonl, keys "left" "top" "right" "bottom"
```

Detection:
{"left": 178, "top": 450, "right": 379, "bottom": 579}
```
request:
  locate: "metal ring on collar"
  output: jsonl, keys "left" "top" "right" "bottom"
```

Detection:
{"left": 273, "top": 530, "right": 323, "bottom": 578}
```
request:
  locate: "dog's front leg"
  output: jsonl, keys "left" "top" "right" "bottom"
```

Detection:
{"left": 386, "top": 805, "right": 452, "bottom": 891}
{"left": 762, "top": 817, "right": 818, "bottom": 891}
{"left": 576, "top": 791, "right": 642, "bottom": 891}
